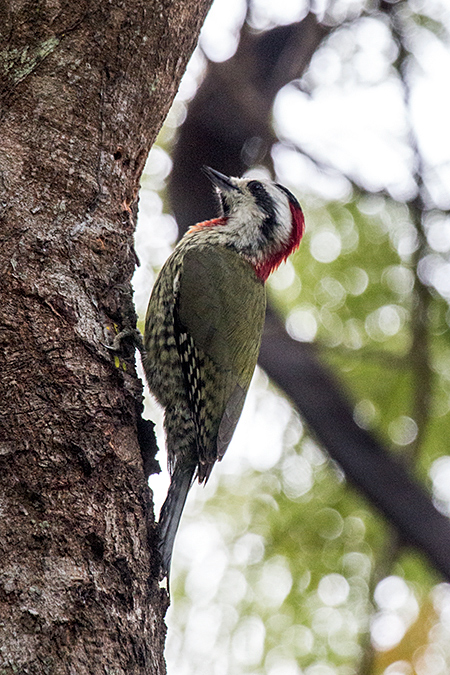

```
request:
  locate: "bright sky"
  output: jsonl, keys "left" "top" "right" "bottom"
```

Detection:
{"left": 202, "top": 0, "right": 450, "bottom": 207}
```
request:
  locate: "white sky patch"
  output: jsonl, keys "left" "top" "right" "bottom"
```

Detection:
{"left": 249, "top": 0, "right": 308, "bottom": 29}
{"left": 274, "top": 80, "right": 416, "bottom": 200}
{"left": 200, "top": 0, "right": 246, "bottom": 61}
{"left": 272, "top": 17, "right": 450, "bottom": 205}
{"left": 410, "top": 29, "right": 450, "bottom": 168}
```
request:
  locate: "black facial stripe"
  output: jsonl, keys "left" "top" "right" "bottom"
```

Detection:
{"left": 247, "top": 180, "right": 277, "bottom": 241}
{"left": 248, "top": 181, "right": 276, "bottom": 215}
{"left": 275, "top": 183, "right": 301, "bottom": 210}
{"left": 260, "top": 214, "right": 277, "bottom": 242}
{"left": 220, "top": 193, "right": 231, "bottom": 216}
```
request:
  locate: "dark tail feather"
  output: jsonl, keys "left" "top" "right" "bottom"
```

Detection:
{"left": 158, "top": 462, "right": 196, "bottom": 579}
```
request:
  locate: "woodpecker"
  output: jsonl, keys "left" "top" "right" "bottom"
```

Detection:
{"left": 144, "top": 167, "right": 304, "bottom": 577}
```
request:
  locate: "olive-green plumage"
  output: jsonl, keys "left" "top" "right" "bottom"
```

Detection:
{"left": 144, "top": 233, "right": 265, "bottom": 576}
{"left": 145, "top": 238, "right": 265, "bottom": 474}
{"left": 143, "top": 168, "right": 304, "bottom": 577}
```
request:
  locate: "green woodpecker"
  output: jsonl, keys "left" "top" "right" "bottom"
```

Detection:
{"left": 144, "top": 167, "right": 304, "bottom": 576}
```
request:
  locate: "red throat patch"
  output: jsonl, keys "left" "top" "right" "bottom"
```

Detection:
{"left": 188, "top": 217, "right": 227, "bottom": 233}
{"left": 187, "top": 206, "right": 304, "bottom": 283}
{"left": 253, "top": 203, "right": 305, "bottom": 282}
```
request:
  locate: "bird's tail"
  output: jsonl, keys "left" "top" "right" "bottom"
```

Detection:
{"left": 158, "top": 461, "right": 196, "bottom": 578}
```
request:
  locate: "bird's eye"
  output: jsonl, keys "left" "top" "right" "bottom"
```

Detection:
{"left": 247, "top": 180, "right": 262, "bottom": 190}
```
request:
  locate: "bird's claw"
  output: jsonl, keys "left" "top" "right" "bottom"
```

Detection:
{"left": 103, "top": 327, "right": 145, "bottom": 354}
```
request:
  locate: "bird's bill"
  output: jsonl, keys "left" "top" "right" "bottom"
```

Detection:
{"left": 203, "top": 166, "right": 240, "bottom": 192}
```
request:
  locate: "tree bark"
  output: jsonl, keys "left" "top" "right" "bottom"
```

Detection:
{"left": 0, "top": 0, "right": 211, "bottom": 672}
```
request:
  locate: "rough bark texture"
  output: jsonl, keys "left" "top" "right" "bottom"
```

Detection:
{"left": 0, "top": 0, "right": 212, "bottom": 672}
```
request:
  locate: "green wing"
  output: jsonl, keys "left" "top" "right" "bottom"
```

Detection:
{"left": 176, "top": 244, "right": 266, "bottom": 478}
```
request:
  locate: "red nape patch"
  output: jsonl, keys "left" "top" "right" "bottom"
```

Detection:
{"left": 254, "top": 202, "right": 305, "bottom": 282}
{"left": 188, "top": 217, "right": 227, "bottom": 233}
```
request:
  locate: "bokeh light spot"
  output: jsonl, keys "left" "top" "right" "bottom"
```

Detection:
{"left": 310, "top": 230, "right": 342, "bottom": 263}
{"left": 318, "top": 574, "right": 350, "bottom": 607}
{"left": 286, "top": 308, "right": 318, "bottom": 342}
{"left": 388, "top": 416, "right": 418, "bottom": 446}
{"left": 281, "top": 454, "right": 313, "bottom": 499}
{"left": 371, "top": 612, "right": 406, "bottom": 651}
{"left": 232, "top": 616, "right": 266, "bottom": 665}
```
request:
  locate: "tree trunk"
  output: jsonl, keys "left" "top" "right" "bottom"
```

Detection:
{"left": 0, "top": 0, "right": 211, "bottom": 672}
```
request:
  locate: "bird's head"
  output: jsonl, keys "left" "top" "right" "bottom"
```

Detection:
{"left": 201, "top": 167, "right": 305, "bottom": 281}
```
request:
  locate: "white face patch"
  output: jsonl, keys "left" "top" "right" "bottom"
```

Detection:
{"left": 260, "top": 181, "right": 293, "bottom": 245}
{"left": 217, "top": 178, "right": 294, "bottom": 260}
